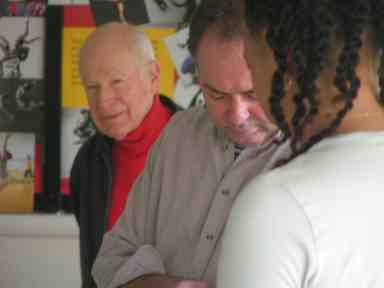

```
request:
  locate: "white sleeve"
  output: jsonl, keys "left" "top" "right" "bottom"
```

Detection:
{"left": 217, "top": 175, "right": 318, "bottom": 288}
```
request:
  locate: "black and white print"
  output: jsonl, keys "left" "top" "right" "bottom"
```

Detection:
{"left": 61, "top": 108, "right": 95, "bottom": 181}
{"left": 0, "top": 79, "right": 44, "bottom": 131}
{"left": 0, "top": 17, "right": 44, "bottom": 79}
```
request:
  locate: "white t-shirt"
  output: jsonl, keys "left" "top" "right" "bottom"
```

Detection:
{"left": 218, "top": 132, "right": 384, "bottom": 288}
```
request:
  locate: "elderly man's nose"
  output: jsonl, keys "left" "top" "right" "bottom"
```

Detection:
{"left": 95, "top": 87, "right": 114, "bottom": 107}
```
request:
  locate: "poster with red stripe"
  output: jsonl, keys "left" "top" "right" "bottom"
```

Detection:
{"left": 60, "top": 5, "right": 96, "bottom": 196}
{"left": 60, "top": 5, "right": 178, "bottom": 196}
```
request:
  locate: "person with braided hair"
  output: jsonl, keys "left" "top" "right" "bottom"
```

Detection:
{"left": 218, "top": 0, "right": 384, "bottom": 287}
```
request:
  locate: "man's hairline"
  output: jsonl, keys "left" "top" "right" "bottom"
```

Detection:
{"left": 193, "top": 28, "right": 244, "bottom": 84}
{"left": 78, "top": 38, "right": 155, "bottom": 84}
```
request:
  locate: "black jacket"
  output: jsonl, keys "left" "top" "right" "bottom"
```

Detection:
{"left": 70, "top": 96, "right": 181, "bottom": 288}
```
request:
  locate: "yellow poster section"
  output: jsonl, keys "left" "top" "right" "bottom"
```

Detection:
{"left": 61, "top": 27, "right": 176, "bottom": 108}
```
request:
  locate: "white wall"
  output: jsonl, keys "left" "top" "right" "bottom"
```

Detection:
{"left": 0, "top": 214, "right": 81, "bottom": 288}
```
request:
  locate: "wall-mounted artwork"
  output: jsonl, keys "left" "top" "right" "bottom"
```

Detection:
{"left": 164, "top": 27, "right": 203, "bottom": 108}
{"left": 0, "top": 132, "right": 35, "bottom": 213}
{"left": 0, "top": 17, "right": 45, "bottom": 79}
{"left": 48, "top": 0, "right": 89, "bottom": 5}
{"left": 144, "top": 0, "right": 187, "bottom": 25}
{"left": 89, "top": 0, "right": 193, "bottom": 25}
{"left": 60, "top": 107, "right": 95, "bottom": 195}
{"left": 62, "top": 6, "right": 177, "bottom": 107}
{"left": 7, "top": 0, "right": 46, "bottom": 17}
{"left": 0, "top": 14, "right": 45, "bottom": 212}
{"left": 0, "top": 79, "right": 44, "bottom": 131}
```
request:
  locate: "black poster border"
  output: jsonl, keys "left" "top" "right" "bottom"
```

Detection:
{"left": 35, "top": 5, "right": 63, "bottom": 213}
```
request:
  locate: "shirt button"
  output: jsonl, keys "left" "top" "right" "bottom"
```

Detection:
{"left": 206, "top": 234, "right": 214, "bottom": 241}
{"left": 221, "top": 189, "right": 230, "bottom": 196}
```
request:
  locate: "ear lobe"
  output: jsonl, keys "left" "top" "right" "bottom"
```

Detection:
{"left": 149, "top": 60, "right": 161, "bottom": 93}
{"left": 150, "top": 60, "right": 160, "bottom": 81}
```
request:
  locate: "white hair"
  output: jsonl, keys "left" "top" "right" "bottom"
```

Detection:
{"left": 133, "top": 28, "right": 155, "bottom": 62}
{"left": 79, "top": 22, "right": 157, "bottom": 79}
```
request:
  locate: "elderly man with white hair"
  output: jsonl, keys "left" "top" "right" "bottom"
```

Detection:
{"left": 70, "top": 22, "right": 180, "bottom": 288}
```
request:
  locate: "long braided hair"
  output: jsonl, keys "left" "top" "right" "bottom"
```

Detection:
{"left": 245, "top": 0, "right": 384, "bottom": 158}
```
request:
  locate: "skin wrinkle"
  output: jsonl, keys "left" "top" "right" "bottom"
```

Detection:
{"left": 78, "top": 22, "right": 160, "bottom": 141}
{"left": 196, "top": 29, "right": 277, "bottom": 146}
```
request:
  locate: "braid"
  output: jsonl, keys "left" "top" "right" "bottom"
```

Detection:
{"left": 302, "top": 1, "right": 331, "bottom": 123}
{"left": 290, "top": 49, "right": 307, "bottom": 153}
{"left": 288, "top": 4, "right": 311, "bottom": 153}
{"left": 267, "top": 1, "right": 302, "bottom": 140}
{"left": 299, "top": 0, "right": 368, "bottom": 155}
{"left": 289, "top": 0, "right": 332, "bottom": 155}
{"left": 245, "top": 0, "right": 382, "bottom": 162}
{"left": 269, "top": 48, "right": 291, "bottom": 139}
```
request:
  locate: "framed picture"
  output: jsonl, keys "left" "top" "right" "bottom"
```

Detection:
{"left": 0, "top": 17, "right": 45, "bottom": 79}
{"left": 0, "top": 132, "right": 35, "bottom": 213}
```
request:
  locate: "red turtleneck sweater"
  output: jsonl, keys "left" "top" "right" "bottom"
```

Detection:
{"left": 108, "top": 96, "right": 172, "bottom": 229}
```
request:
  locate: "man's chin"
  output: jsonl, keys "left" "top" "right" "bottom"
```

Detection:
{"left": 103, "top": 122, "right": 139, "bottom": 140}
{"left": 239, "top": 138, "right": 267, "bottom": 146}
{"left": 228, "top": 130, "right": 269, "bottom": 146}
{"left": 103, "top": 128, "right": 129, "bottom": 141}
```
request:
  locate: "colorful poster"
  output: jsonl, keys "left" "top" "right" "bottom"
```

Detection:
{"left": 0, "top": 132, "right": 35, "bottom": 213}
{"left": 62, "top": 27, "right": 177, "bottom": 106}
{"left": 145, "top": 27, "right": 176, "bottom": 98}
{"left": 89, "top": 0, "right": 188, "bottom": 25}
{"left": 61, "top": 27, "right": 94, "bottom": 108}
{"left": 49, "top": 0, "right": 89, "bottom": 5}
{"left": 164, "top": 27, "right": 203, "bottom": 108}
{"left": 61, "top": 5, "right": 95, "bottom": 108}
{"left": 7, "top": 0, "right": 46, "bottom": 17}
{"left": 61, "top": 6, "right": 177, "bottom": 108}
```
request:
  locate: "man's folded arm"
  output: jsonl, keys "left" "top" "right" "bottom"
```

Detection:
{"left": 92, "top": 139, "right": 167, "bottom": 288}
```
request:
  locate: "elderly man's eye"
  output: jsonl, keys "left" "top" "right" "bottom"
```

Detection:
{"left": 86, "top": 85, "right": 99, "bottom": 96}
{"left": 112, "top": 79, "right": 124, "bottom": 85}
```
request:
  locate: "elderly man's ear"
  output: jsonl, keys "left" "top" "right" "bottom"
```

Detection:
{"left": 149, "top": 60, "right": 161, "bottom": 95}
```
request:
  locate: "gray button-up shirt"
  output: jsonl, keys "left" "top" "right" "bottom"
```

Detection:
{"left": 92, "top": 107, "right": 290, "bottom": 288}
